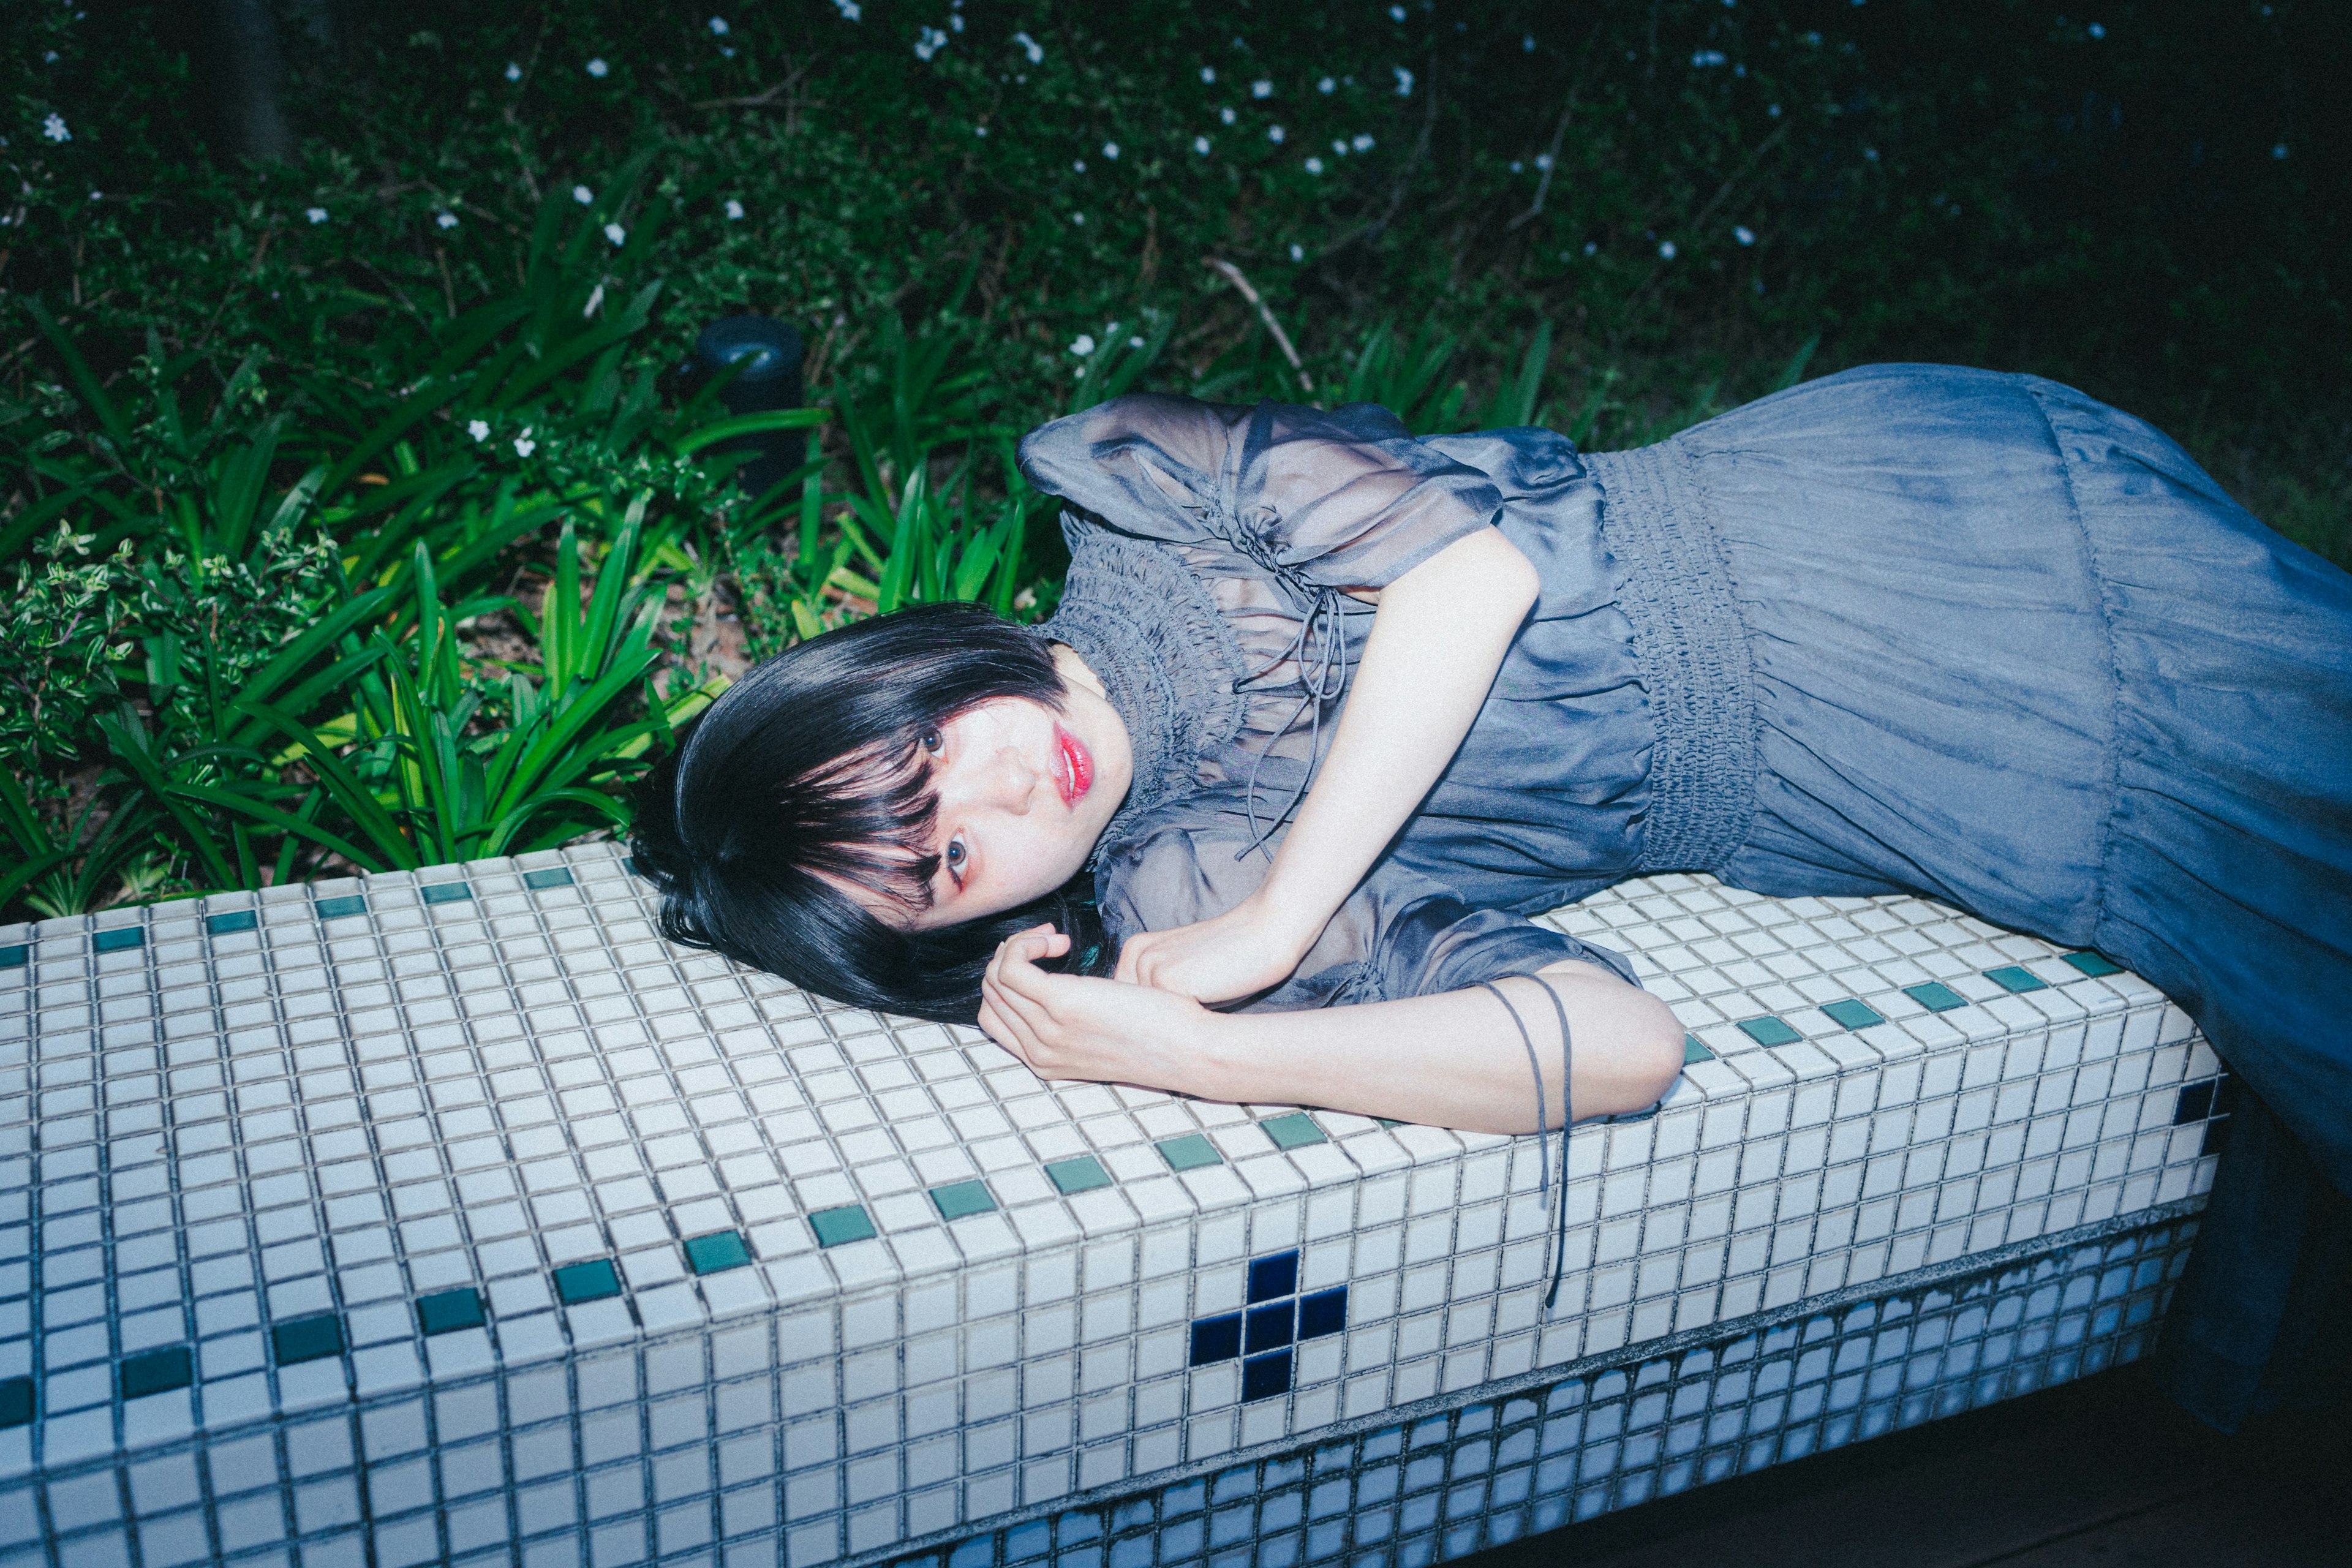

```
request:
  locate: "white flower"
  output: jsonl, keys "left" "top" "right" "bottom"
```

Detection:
{"left": 1070, "top": 334, "right": 1096, "bottom": 356}
{"left": 1289, "top": 243, "right": 1305, "bottom": 261}
{"left": 1733, "top": 225, "right": 1756, "bottom": 246}
{"left": 1332, "top": 139, "right": 1348, "bottom": 155}
{"left": 1658, "top": 239, "right": 1676, "bottom": 259}
{"left": 1219, "top": 106, "right": 1235, "bottom": 124}
{"left": 1863, "top": 147, "right": 1879, "bottom": 162}
{"left": 725, "top": 198, "right": 745, "bottom": 219}
{"left": 914, "top": 26, "right": 946, "bottom": 61}
{"left": 603, "top": 222, "right": 626, "bottom": 246}
{"left": 1129, "top": 335, "right": 1145, "bottom": 349}
{"left": 1692, "top": 50, "right": 1727, "bottom": 67}
{"left": 436, "top": 211, "right": 459, "bottom": 229}
{"left": 834, "top": 0, "right": 861, "bottom": 17}
{"left": 2087, "top": 22, "right": 2105, "bottom": 39}
{"left": 88, "top": 189, "right": 100, "bottom": 202}
{"left": 1102, "top": 141, "right": 1120, "bottom": 159}
{"left": 1268, "top": 124, "right": 1285, "bottom": 142}
{"left": 950, "top": 13, "right": 963, "bottom": 32}
{"left": 504, "top": 62, "right": 521, "bottom": 81}
{"left": 514, "top": 430, "right": 537, "bottom": 457}
{"left": 1768, "top": 102, "right": 1782, "bottom": 118}
{"left": 1200, "top": 66, "right": 1215, "bottom": 83}
{"left": 2273, "top": 142, "right": 2289, "bottom": 159}
{"left": 1523, "top": 34, "right": 1536, "bottom": 52}
{"left": 1011, "top": 30, "right": 1042, "bottom": 63}
{"left": 709, "top": 15, "right": 729, "bottom": 34}
{"left": 586, "top": 58, "right": 609, "bottom": 77}
{"left": 973, "top": 124, "right": 987, "bottom": 137}
{"left": 305, "top": 206, "right": 328, "bottom": 224}
{"left": 1071, "top": 211, "right": 1085, "bottom": 225}
{"left": 1317, "top": 76, "right": 1335, "bottom": 94}
{"left": 468, "top": 419, "right": 491, "bottom": 442}
{"left": 1509, "top": 160, "right": 1524, "bottom": 173}
{"left": 1252, "top": 80, "right": 1272, "bottom": 99}
{"left": 42, "top": 113, "right": 69, "bottom": 143}
{"left": 1534, "top": 152, "right": 1553, "bottom": 170}
{"left": 1393, "top": 66, "right": 1415, "bottom": 96}
{"left": 573, "top": 184, "right": 594, "bottom": 205}
{"left": 1389, "top": 4, "right": 1406, "bottom": 18}
{"left": 1352, "top": 132, "right": 1375, "bottom": 151}
{"left": 1304, "top": 156, "right": 1324, "bottom": 173}
{"left": 1584, "top": 241, "right": 1598, "bottom": 255}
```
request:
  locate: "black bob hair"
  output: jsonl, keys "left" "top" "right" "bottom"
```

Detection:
{"left": 630, "top": 600, "right": 1115, "bottom": 1025}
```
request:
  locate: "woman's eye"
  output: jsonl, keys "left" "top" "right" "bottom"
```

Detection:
{"left": 920, "top": 731, "right": 944, "bottom": 755}
{"left": 944, "top": 839, "right": 966, "bottom": 870}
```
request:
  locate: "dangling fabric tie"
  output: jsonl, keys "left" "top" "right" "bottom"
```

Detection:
{"left": 1477, "top": 976, "right": 1579, "bottom": 1311}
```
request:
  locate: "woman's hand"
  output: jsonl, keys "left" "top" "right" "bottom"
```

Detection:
{"left": 979, "top": 924, "right": 1226, "bottom": 1091}
{"left": 1110, "top": 892, "right": 1319, "bottom": 1004}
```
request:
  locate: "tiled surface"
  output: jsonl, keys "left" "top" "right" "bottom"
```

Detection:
{"left": 0, "top": 845, "right": 2223, "bottom": 1566}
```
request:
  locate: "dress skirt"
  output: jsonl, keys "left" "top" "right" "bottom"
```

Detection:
{"left": 1585, "top": 363, "right": 2352, "bottom": 1426}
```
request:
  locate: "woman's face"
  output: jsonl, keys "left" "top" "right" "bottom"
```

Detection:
{"left": 884, "top": 645, "right": 1133, "bottom": 930}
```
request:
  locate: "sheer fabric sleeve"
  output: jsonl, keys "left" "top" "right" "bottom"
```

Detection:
{"left": 1095, "top": 812, "right": 1642, "bottom": 1011}
{"left": 1017, "top": 393, "right": 1508, "bottom": 592}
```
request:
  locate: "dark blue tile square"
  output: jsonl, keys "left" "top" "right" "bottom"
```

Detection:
{"left": 420, "top": 881, "right": 473, "bottom": 905}
{"left": 2174, "top": 1080, "right": 2217, "bottom": 1125}
{"left": 553, "top": 1259, "right": 622, "bottom": 1305}
{"left": 314, "top": 895, "right": 366, "bottom": 921}
{"left": 1189, "top": 1314, "right": 1242, "bottom": 1366}
{"left": 0, "top": 1376, "right": 31, "bottom": 1428}
{"left": 1245, "top": 1301, "right": 1295, "bottom": 1354}
{"left": 271, "top": 1314, "right": 345, "bottom": 1366}
{"left": 92, "top": 927, "right": 145, "bottom": 953}
{"left": 2214, "top": 1076, "right": 2241, "bottom": 1118}
{"left": 522, "top": 867, "right": 575, "bottom": 890}
{"left": 417, "top": 1289, "right": 486, "bottom": 1336}
{"left": 0, "top": 945, "right": 23, "bottom": 970}
{"left": 119, "top": 1346, "right": 192, "bottom": 1400}
{"left": 2062, "top": 949, "right": 2124, "bottom": 977}
{"left": 2201, "top": 1117, "right": 2231, "bottom": 1158}
{"left": 204, "top": 910, "right": 258, "bottom": 936}
{"left": 1242, "top": 1349, "right": 1293, "bottom": 1403}
{"left": 1248, "top": 1250, "right": 1299, "bottom": 1303}
{"left": 1298, "top": 1286, "right": 1349, "bottom": 1340}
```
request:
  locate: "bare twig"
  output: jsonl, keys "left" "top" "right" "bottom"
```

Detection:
{"left": 692, "top": 64, "right": 809, "bottom": 113}
{"left": 1325, "top": 58, "right": 1439, "bottom": 257}
{"left": 1508, "top": 23, "right": 1605, "bottom": 232}
{"left": 1621, "top": 118, "right": 1795, "bottom": 316}
{"left": 1203, "top": 259, "right": 1312, "bottom": 393}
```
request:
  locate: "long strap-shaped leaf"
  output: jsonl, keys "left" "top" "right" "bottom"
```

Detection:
{"left": 235, "top": 698, "right": 420, "bottom": 869}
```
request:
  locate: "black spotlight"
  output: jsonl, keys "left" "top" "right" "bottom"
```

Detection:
{"left": 682, "top": 316, "right": 807, "bottom": 500}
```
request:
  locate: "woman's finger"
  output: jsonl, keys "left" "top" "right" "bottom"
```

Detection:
{"left": 986, "top": 968, "right": 1061, "bottom": 1046}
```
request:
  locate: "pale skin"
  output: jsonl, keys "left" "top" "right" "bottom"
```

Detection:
{"left": 862, "top": 526, "right": 1689, "bottom": 1135}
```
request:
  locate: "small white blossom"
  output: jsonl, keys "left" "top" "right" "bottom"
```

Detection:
{"left": 1070, "top": 333, "right": 1096, "bottom": 356}
{"left": 1102, "top": 141, "right": 1120, "bottom": 159}
{"left": 1267, "top": 124, "right": 1285, "bottom": 143}
{"left": 1194, "top": 135, "right": 1212, "bottom": 155}
{"left": 914, "top": 26, "right": 946, "bottom": 61}
{"left": 1129, "top": 334, "right": 1145, "bottom": 349}
{"left": 603, "top": 221, "right": 626, "bottom": 246}
{"left": 973, "top": 124, "right": 987, "bottom": 137}
{"left": 834, "top": 0, "right": 861, "bottom": 17}
{"left": 586, "top": 58, "right": 609, "bottom": 77}
{"left": 1289, "top": 243, "right": 1305, "bottom": 261}
{"left": 1523, "top": 34, "right": 1536, "bottom": 51}
{"left": 1200, "top": 66, "right": 1215, "bottom": 83}
{"left": 1352, "top": 132, "right": 1374, "bottom": 151}
{"left": 514, "top": 430, "right": 537, "bottom": 457}
{"left": 1011, "top": 30, "right": 1042, "bottom": 63}
{"left": 725, "top": 198, "right": 745, "bottom": 219}
{"left": 1510, "top": 160, "right": 1524, "bottom": 173}
{"left": 2273, "top": 142, "right": 2289, "bottom": 159}
{"left": 42, "top": 113, "right": 69, "bottom": 143}
{"left": 468, "top": 419, "right": 491, "bottom": 442}
{"left": 709, "top": 15, "right": 729, "bottom": 34}
{"left": 1393, "top": 66, "right": 1414, "bottom": 96}
{"left": 1657, "top": 239, "right": 1676, "bottom": 259}
{"left": 950, "top": 13, "right": 963, "bottom": 32}
{"left": 1534, "top": 152, "right": 1553, "bottom": 170}
{"left": 1733, "top": 225, "right": 1756, "bottom": 246}
{"left": 1389, "top": 4, "right": 1406, "bottom": 18}
{"left": 573, "top": 184, "right": 594, "bottom": 205}
{"left": 1071, "top": 211, "right": 1085, "bottom": 225}
{"left": 1304, "top": 156, "right": 1324, "bottom": 173}
{"left": 88, "top": 189, "right": 100, "bottom": 202}
{"left": 2087, "top": 22, "right": 2105, "bottom": 39}
{"left": 1768, "top": 102, "right": 1782, "bottom": 118}
{"left": 1317, "top": 76, "right": 1335, "bottom": 94}
{"left": 436, "top": 211, "right": 459, "bottom": 229}
{"left": 1252, "top": 80, "right": 1272, "bottom": 99}
{"left": 504, "top": 62, "right": 521, "bottom": 80}
{"left": 1584, "top": 241, "right": 1598, "bottom": 255}
{"left": 1863, "top": 147, "right": 1879, "bottom": 162}
{"left": 305, "top": 206, "right": 328, "bottom": 224}
{"left": 1692, "top": 50, "right": 1727, "bottom": 67}
{"left": 1332, "top": 139, "right": 1348, "bottom": 155}
{"left": 1219, "top": 106, "right": 1236, "bottom": 124}
{"left": 1072, "top": 158, "right": 1087, "bottom": 173}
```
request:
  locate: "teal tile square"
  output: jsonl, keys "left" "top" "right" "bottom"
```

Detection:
{"left": 315, "top": 895, "right": 367, "bottom": 921}
{"left": 205, "top": 910, "right": 258, "bottom": 936}
{"left": 1736, "top": 1015, "right": 1803, "bottom": 1047}
{"left": 1904, "top": 981, "right": 1967, "bottom": 1012}
{"left": 929, "top": 1180, "right": 998, "bottom": 1219}
{"left": 0, "top": 946, "right": 24, "bottom": 970}
{"left": 523, "top": 867, "right": 576, "bottom": 890}
{"left": 1376, "top": 1118, "right": 1404, "bottom": 1129}
{"left": 417, "top": 1289, "right": 486, "bottom": 1336}
{"left": 1683, "top": 1034, "right": 1715, "bottom": 1064}
{"left": 1820, "top": 998, "right": 1885, "bottom": 1031}
{"left": 0, "top": 1376, "right": 29, "bottom": 1428}
{"left": 2064, "top": 949, "right": 2124, "bottom": 977}
{"left": 118, "top": 1346, "right": 191, "bottom": 1400}
{"left": 92, "top": 927, "right": 145, "bottom": 954}
{"left": 1986, "top": 965, "right": 2048, "bottom": 993}
{"left": 1260, "top": 1113, "right": 1327, "bottom": 1151}
{"left": 1156, "top": 1134, "right": 1223, "bottom": 1172}
{"left": 420, "top": 882, "right": 473, "bottom": 905}
{"left": 684, "top": 1231, "right": 753, "bottom": 1275}
{"left": 810, "top": 1205, "right": 876, "bottom": 1247}
{"left": 271, "top": 1314, "right": 345, "bottom": 1366}
{"left": 1045, "top": 1156, "right": 1113, "bottom": 1195}
{"left": 552, "top": 1259, "right": 622, "bottom": 1305}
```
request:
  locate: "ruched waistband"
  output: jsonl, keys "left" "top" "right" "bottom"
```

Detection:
{"left": 1580, "top": 442, "right": 1761, "bottom": 875}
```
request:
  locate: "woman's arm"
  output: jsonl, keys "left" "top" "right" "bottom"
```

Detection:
{"left": 1115, "top": 524, "right": 1541, "bottom": 1001}
{"left": 986, "top": 927, "right": 1687, "bottom": 1133}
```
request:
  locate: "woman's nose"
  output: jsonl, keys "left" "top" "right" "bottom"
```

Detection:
{"left": 963, "top": 745, "right": 1039, "bottom": 813}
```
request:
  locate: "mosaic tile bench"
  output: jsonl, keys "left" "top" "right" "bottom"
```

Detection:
{"left": 0, "top": 842, "right": 2225, "bottom": 1568}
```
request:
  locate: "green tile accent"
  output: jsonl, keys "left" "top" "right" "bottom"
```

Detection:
{"left": 2063, "top": 949, "right": 2123, "bottom": 977}
{"left": 1156, "top": 1134, "right": 1224, "bottom": 1172}
{"left": 420, "top": 882, "right": 474, "bottom": 905}
{"left": 810, "top": 1205, "right": 876, "bottom": 1247}
{"left": 0, "top": 945, "right": 24, "bottom": 970}
{"left": 417, "top": 1288, "right": 486, "bottom": 1336}
{"left": 205, "top": 910, "right": 258, "bottom": 935}
{"left": 929, "top": 1180, "right": 998, "bottom": 1219}
{"left": 1820, "top": 998, "right": 1886, "bottom": 1031}
{"left": 1736, "top": 1015, "right": 1803, "bottom": 1047}
{"left": 523, "top": 867, "right": 576, "bottom": 890}
{"left": 1044, "top": 1155, "right": 1113, "bottom": 1195}
{"left": 1376, "top": 1118, "right": 1404, "bottom": 1129}
{"left": 1985, "top": 965, "right": 2048, "bottom": 993}
{"left": 1260, "top": 1113, "right": 1327, "bottom": 1150}
{"left": 92, "top": 927, "right": 145, "bottom": 954}
{"left": 1904, "top": 981, "right": 1968, "bottom": 1012}
{"left": 119, "top": 1346, "right": 192, "bottom": 1400}
{"left": 0, "top": 1375, "right": 30, "bottom": 1428}
{"left": 684, "top": 1231, "right": 753, "bottom": 1275}
{"left": 1683, "top": 1034, "right": 1715, "bottom": 1064}
{"left": 552, "top": 1259, "right": 622, "bottom": 1305}
{"left": 314, "top": 895, "right": 367, "bottom": 921}
{"left": 271, "top": 1314, "right": 345, "bottom": 1366}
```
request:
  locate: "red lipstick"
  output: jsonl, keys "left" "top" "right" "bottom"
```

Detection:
{"left": 1054, "top": 723, "right": 1092, "bottom": 807}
